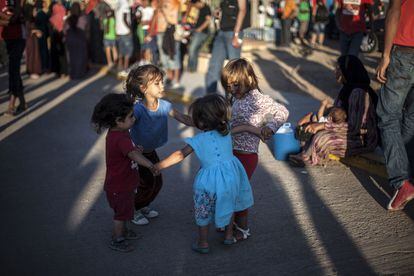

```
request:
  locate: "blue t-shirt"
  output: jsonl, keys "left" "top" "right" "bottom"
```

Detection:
{"left": 130, "top": 99, "right": 172, "bottom": 150}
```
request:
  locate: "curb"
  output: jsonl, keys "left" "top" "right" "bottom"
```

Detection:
{"left": 340, "top": 153, "right": 387, "bottom": 179}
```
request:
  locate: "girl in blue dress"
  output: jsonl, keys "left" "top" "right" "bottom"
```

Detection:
{"left": 155, "top": 94, "right": 254, "bottom": 254}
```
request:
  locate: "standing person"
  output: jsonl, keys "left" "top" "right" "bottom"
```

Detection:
{"left": 155, "top": 0, "right": 181, "bottom": 88}
{"left": 280, "top": 0, "right": 297, "bottom": 46}
{"left": 221, "top": 58, "right": 289, "bottom": 240}
{"left": 310, "top": 0, "right": 329, "bottom": 47}
{"left": 24, "top": 2, "right": 42, "bottom": 79}
{"left": 125, "top": 64, "right": 193, "bottom": 225}
{"left": 205, "top": 0, "right": 248, "bottom": 94}
{"left": 138, "top": 0, "right": 155, "bottom": 65}
{"left": 116, "top": 0, "right": 133, "bottom": 77}
{"left": 35, "top": 0, "right": 50, "bottom": 74}
{"left": 65, "top": 14, "right": 88, "bottom": 79}
{"left": 187, "top": 0, "right": 211, "bottom": 72}
{"left": 1, "top": 0, "right": 27, "bottom": 116}
{"left": 297, "top": 0, "right": 310, "bottom": 44}
{"left": 376, "top": 0, "right": 414, "bottom": 211}
{"left": 335, "top": 0, "right": 373, "bottom": 56}
{"left": 155, "top": 94, "right": 254, "bottom": 254}
{"left": 91, "top": 93, "right": 158, "bottom": 252}
{"left": 103, "top": 9, "right": 117, "bottom": 67}
{"left": 49, "top": 1, "right": 68, "bottom": 77}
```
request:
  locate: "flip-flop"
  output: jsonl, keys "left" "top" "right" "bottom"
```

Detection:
{"left": 223, "top": 237, "right": 237, "bottom": 245}
{"left": 191, "top": 243, "right": 209, "bottom": 254}
{"left": 234, "top": 223, "right": 251, "bottom": 241}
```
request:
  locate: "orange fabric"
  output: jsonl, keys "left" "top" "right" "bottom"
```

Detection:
{"left": 394, "top": 0, "right": 414, "bottom": 47}
{"left": 283, "top": 0, "right": 297, "bottom": 19}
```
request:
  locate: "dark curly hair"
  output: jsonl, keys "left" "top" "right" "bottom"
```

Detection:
{"left": 91, "top": 93, "right": 134, "bottom": 134}
{"left": 125, "top": 64, "right": 164, "bottom": 101}
{"left": 189, "top": 94, "right": 231, "bottom": 136}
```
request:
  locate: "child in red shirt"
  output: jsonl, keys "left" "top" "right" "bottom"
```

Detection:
{"left": 91, "top": 93, "right": 159, "bottom": 252}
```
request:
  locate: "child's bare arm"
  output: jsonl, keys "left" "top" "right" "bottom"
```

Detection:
{"left": 169, "top": 108, "right": 194, "bottom": 126}
{"left": 128, "top": 150, "right": 159, "bottom": 175}
{"left": 317, "top": 99, "right": 333, "bottom": 120}
{"left": 232, "top": 124, "right": 262, "bottom": 137}
{"left": 298, "top": 112, "right": 313, "bottom": 126}
{"left": 155, "top": 144, "right": 194, "bottom": 171}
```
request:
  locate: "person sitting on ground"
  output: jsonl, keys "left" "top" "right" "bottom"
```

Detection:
{"left": 91, "top": 93, "right": 159, "bottom": 252}
{"left": 290, "top": 55, "right": 378, "bottom": 166}
{"left": 296, "top": 102, "right": 347, "bottom": 144}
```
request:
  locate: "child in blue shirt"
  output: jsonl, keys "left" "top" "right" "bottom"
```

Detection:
{"left": 155, "top": 94, "right": 254, "bottom": 254}
{"left": 125, "top": 64, "right": 193, "bottom": 225}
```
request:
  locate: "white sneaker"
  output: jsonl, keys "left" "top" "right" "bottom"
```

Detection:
{"left": 141, "top": 207, "right": 159, "bottom": 218}
{"left": 117, "top": 70, "right": 129, "bottom": 79}
{"left": 131, "top": 211, "right": 149, "bottom": 225}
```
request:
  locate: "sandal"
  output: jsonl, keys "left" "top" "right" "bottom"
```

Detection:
{"left": 223, "top": 236, "right": 237, "bottom": 245}
{"left": 109, "top": 237, "right": 134, "bottom": 252}
{"left": 191, "top": 243, "right": 209, "bottom": 254}
{"left": 289, "top": 155, "right": 306, "bottom": 168}
{"left": 234, "top": 223, "right": 251, "bottom": 241}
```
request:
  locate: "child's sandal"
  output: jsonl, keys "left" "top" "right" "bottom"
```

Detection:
{"left": 191, "top": 243, "right": 209, "bottom": 254}
{"left": 223, "top": 236, "right": 237, "bottom": 245}
{"left": 234, "top": 223, "right": 251, "bottom": 241}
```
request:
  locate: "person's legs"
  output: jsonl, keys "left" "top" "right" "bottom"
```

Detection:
{"left": 105, "top": 46, "right": 112, "bottom": 65}
{"left": 5, "top": 39, "right": 26, "bottom": 112}
{"left": 225, "top": 31, "right": 242, "bottom": 60}
{"left": 197, "top": 225, "right": 209, "bottom": 248}
{"left": 206, "top": 31, "right": 227, "bottom": 93}
{"left": 187, "top": 32, "right": 208, "bottom": 72}
{"left": 112, "top": 45, "right": 118, "bottom": 64}
{"left": 339, "top": 31, "right": 350, "bottom": 56}
{"left": 377, "top": 48, "right": 414, "bottom": 208}
{"left": 347, "top": 32, "right": 363, "bottom": 57}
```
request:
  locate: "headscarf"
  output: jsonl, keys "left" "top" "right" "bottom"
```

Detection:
{"left": 336, "top": 55, "right": 377, "bottom": 112}
{"left": 49, "top": 2, "right": 66, "bottom": 32}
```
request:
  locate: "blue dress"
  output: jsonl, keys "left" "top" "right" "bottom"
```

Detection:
{"left": 185, "top": 131, "right": 254, "bottom": 228}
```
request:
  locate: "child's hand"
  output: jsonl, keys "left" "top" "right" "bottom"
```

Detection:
{"left": 260, "top": 126, "right": 274, "bottom": 141}
{"left": 149, "top": 164, "right": 160, "bottom": 176}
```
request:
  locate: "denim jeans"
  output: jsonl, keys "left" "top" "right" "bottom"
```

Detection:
{"left": 187, "top": 32, "right": 208, "bottom": 72}
{"left": 376, "top": 47, "right": 414, "bottom": 189}
{"left": 205, "top": 30, "right": 242, "bottom": 93}
{"left": 339, "top": 31, "right": 363, "bottom": 56}
{"left": 156, "top": 32, "right": 181, "bottom": 70}
{"left": 281, "top": 19, "right": 292, "bottom": 46}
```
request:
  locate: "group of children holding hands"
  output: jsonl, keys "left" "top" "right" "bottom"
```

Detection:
{"left": 91, "top": 58, "right": 289, "bottom": 253}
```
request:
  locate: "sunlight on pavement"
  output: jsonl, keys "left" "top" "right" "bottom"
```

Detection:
{"left": 0, "top": 71, "right": 106, "bottom": 142}
{"left": 67, "top": 134, "right": 106, "bottom": 231}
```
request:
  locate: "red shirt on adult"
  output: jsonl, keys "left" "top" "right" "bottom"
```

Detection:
{"left": 0, "top": 0, "right": 23, "bottom": 40}
{"left": 393, "top": 0, "right": 414, "bottom": 47}
{"left": 337, "top": 0, "right": 373, "bottom": 34}
{"left": 104, "top": 130, "right": 140, "bottom": 193}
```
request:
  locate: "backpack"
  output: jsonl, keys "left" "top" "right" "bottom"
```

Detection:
{"left": 315, "top": 4, "right": 329, "bottom": 23}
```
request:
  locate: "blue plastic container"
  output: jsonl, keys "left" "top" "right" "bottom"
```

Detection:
{"left": 273, "top": 123, "right": 301, "bottom": 161}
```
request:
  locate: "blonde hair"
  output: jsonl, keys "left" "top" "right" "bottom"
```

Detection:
{"left": 221, "top": 58, "right": 260, "bottom": 96}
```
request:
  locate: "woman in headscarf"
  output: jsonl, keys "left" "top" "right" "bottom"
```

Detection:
{"left": 291, "top": 55, "right": 379, "bottom": 166}
{"left": 23, "top": 2, "right": 42, "bottom": 79}
{"left": 49, "top": 0, "right": 68, "bottom": 77}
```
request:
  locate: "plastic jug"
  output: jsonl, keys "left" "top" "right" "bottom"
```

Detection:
{"left": 273, "top": 123, "right": 301, "bottom": 161}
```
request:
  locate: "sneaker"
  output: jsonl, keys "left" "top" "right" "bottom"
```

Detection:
{"left": 388, "top": 180, "right": 414, "bottom": 211}
{"left": 141, "top": 207, "right": 159, "bottom": 218}
{"left": 117, "top": 70, "right": 129, "bottom": 79}
{"left": 131, "top": 211, "right": 149, "bottom": 225}
{"left": 109, "top": 238, "right": 134, "bottom": 252}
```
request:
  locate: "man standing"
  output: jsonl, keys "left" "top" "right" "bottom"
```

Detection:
{"left": 376, "top": 0, "right": 414, "bottom": 211}
{"left": 205, "top": 0, "right": 248, "bottom": 94}
{"left": 335, "top": 0, "right": 373, "bottom": 56}
{"left": 116, "top": 0, "right": 133, "bottom": 78}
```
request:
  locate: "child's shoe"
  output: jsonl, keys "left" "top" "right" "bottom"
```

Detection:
{"left": 141, "top": 206, "right": 159, "bottom": 218}
{"left": 109, "top": 237, "right": 134, "bottom": 252}
{"left": 132, "top": 210, "right": 149, "bottom": 225}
